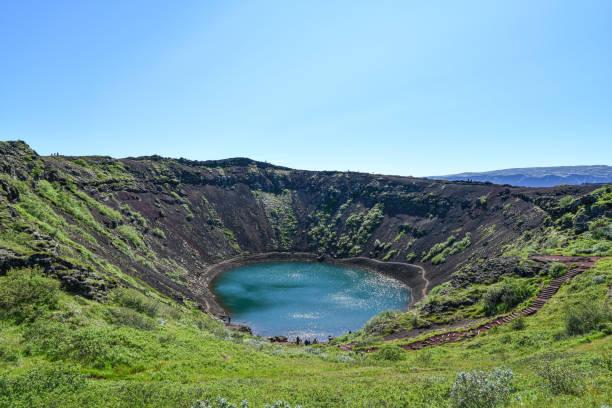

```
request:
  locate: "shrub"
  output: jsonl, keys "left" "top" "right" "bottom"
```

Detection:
{"left": 483, "top": 279, "right": 532, "bottom": 316}
{"left": 25, "top": 320, "right": 138, "bottom": 368}
{"left": 591, "top": 241, "right": 612, "bottom": 256}
{"left": 415, "top": 348, "right": 432, "bottom": 364}
{"left": 72, "top": 158, "right": 90, "bottom": 168}
{"left": 0, "top": 267, "right": 60, "bottom": 323}
{"left": 363, "top": 310, "right": 400, "bottom": 335}
{"left": 428, "top": 281, "right": 451, "bottom": 297}
{"left": 558, "top": 195, "right": 574, "bottom": 208}
{"left": 73, "top": 190, "right": 123, "bottom": 223}
{"left": 350, "top": 334, "right": 383, "bottom": 348}
{"left": 564, "top": 300, "right": 611, "bottom": 336}
{"left": 548, "top": 262, "right": 567, "bottom": 279}
{"left": 371, "top": 345, "right": 405, "bottom": 361}
{"left": 110, "top": 287, "right": 160, "bottom": 317}
{"left": 509, "top": 316, "right": 526, "bottom": 331}
{"left": 0, "top": 348, "right": 19, "bottom": 363}
{"left": 450, "top": 367, "right": 514, "bottom": 408}
{"left": 592, "top": 274, "right": 608, "bottom": 285}
{"left": 536, "top": 358, "right": 582, "bottom": 395}
{"left": 117, "top": 225, "right": 146, "bottom": 249}
{"left": 557, "top": 213, "right": 573, "bottom": 228}
{"left": 423, "top": 235, "right": 456, "bottom": 261}
{"left": 0, "top": 366, "right": 87, "bottom": 406}
{"left": 424, "top": 233, "right": 471, "bottom": 264}
{"left": 357, "top": 203, "right": 384, "bottom": 244}
{"left": 584, "top": 241, "right": 612, "bottom": 256}
{"left": 382, "top": 249, "right": 397, "bottom": 261}
{"left": 543, "top": 236, "right": 559, "bottom": 249}
{"left": 152, "top": 227, "right": 166, "bottom": 239}
{"left": 191, "top": 397, "right": 302, "bottom": 408}
{"left": 589, "top": 218, "right": 612, "bottom": 240}
{"left": 265, "top": 402, "right": 303, "bottom": 408}
{"left": 192, "top": 397, "right": 249, "bottom": 408}
{"left": 477, "top": 194, "right": 489, "bottom": 207}
{"left": 107, "top": 307, "right": 157, "bottom": 330}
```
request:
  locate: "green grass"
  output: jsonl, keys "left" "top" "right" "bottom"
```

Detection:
{"left": 222, "top": 228, "right": 241, "bottom": 252}
{"left": 254, "top": 190, "right": 297, "bottom": 250}
{"left": 423, "top": 233, "right": 471, "bottom": 264}
{"left": 0, "top": 174, "right": 154, "bottom": 292}
{"left": 117, "top": 225, "right": 146, "bottom": 250}
{"left": 503, "top": 185, "right": 612, "bottom": 258}
{"left": 72, "top": 189, "right": 123, "bottom": 224}
{"left": 383, "top": 249, "right": 398, "bottom": 261}
{"left": 1, "top": 259, "right": 609, "bottom": 407}
{"left": 334, "top": 203, "right": 384, "bottom": 257}
{"left": 36, "top": 180, "right": 105, "bottom": 234}
{"left": 152, "top": 228, "right": 166, "bottom": 239}
{"left": 1, "top": 155, "right": 610, "bottom": 407}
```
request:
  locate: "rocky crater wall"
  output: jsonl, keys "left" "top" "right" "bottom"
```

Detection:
{"left": 0, "top": 141, "right": 602, "bottom": 313}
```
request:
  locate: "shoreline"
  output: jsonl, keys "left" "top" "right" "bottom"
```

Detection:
{"left": 196, "top": 251, "right": 427, "bottom": 319}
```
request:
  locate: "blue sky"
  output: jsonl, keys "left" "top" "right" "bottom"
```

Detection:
{"left": 1, "top": 1, "right": 610, "bottom": 176}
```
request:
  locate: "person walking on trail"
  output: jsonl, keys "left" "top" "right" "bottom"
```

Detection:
{"left": 295, "top": 336, "right": 301, "bottom": 345}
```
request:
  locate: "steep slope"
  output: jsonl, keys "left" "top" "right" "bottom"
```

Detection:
{"left": 0, "top": 141, "right": 608, "bottom": 316}
{"left": 433, "top": 165, "right": 612, "bottom": 187}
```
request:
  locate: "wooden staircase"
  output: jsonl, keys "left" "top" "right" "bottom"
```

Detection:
{"left": 344, "top": 256, "right": 602, "bottom": 353}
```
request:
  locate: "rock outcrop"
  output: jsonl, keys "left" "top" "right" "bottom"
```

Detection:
{"left": 0, "top": 140, "right": 606, "bottom": 312}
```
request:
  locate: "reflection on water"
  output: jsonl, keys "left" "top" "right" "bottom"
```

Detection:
{"left": 211, "top": 262, "right": 410, "bottom": 340}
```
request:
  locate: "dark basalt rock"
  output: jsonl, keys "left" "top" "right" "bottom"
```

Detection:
{"left": 0, "top": 140, "right": 604, "bottom": 312}
{"left": 267, "top": 335, "right": 288, "bottom": 343}
{"left": 0, "top": 248, "right": 113, "bottom": 300}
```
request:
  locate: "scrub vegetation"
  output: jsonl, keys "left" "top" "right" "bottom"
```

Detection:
{"left": 422, "top": 232, "right": 471, "bottom": 265}
{"left": 503, "top": 185, "right": 612, "bottom": 257}
{"left": 0, "top": 141, "right": 610, "bottom": 407}
{"left": 0, "top": 259, "right": 610, "bottom": 407}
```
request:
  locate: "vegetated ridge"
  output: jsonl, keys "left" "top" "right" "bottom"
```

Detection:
{"left": 0, "top": 141, "right": 609, "bottom": 314}
{"left": 1, "top": 140, "right": 611, "bottom": 407}
{"left": 432, "top": 165, "right": 612, "bottom": 187}
{"left": 352, "top": 255, "right": 600, "bottom": 352}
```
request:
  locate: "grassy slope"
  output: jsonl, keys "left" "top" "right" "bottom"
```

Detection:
{"left": 1, "top": 259, "right": 610, "bottom": 408}
{"left": 0, "top": 142, "right": 610, "bottom": 407}
{"left": 335, "top": 185, "right": 612, "bottom": 342}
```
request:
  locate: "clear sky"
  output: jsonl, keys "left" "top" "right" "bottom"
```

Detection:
{"left": 1, "top": 1, "right": 610, "bottom": 176}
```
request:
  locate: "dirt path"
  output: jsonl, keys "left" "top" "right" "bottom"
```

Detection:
{"left": 383, "top": 317, "right": 487, "bottom": 342}
{"left": 418, "top": 264, "right": 429, "bottom": 300}
{"left": 343, "top": 255, "right": 603, "bottom": 352}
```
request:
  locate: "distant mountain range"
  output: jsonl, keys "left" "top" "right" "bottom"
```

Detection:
{"left": 432, "top": 165, "right": 612, "bottom": 187}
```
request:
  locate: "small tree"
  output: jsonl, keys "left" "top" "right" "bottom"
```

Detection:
{"left": 548, "top": 262, "right": 567, "bottom": 278}
{"left": 483, "top": 279, "right": 532, "bottom": 316}
{"left": 450, "top": 367, "right": 515, "bottom": 408}
{"left": 564, "top": 300, "right": 611, "bottom": 336}
{"left": 0, "top": 267, "right": 60, "bottom": 323}
{"left": 536, "top": 359, "right": 582, "bottom": 395}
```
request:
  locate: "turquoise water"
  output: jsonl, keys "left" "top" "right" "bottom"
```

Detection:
{"left": 211, "top": 262, "right": 410, "bottom": 340}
